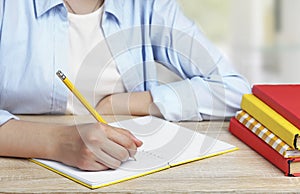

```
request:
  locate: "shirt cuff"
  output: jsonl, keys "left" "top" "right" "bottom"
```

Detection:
{"left": 0, "top": 110, "right": 20, "bottom": 126}
{"left": 150, "top": 79, "right": 201, "bottom": 121}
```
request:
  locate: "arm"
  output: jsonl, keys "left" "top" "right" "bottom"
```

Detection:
{"left": 0, "top": 119, "right": 142, "bottom": 171}
{"left": 148, "top": 0, "right": 251, "bottom": 121}
{"left": 97, "top": 0, "right": 250, "bottom": 121}
{"left": 96, "top": 91, "right": 162, "bottom": 117}
{"left": 98, "top": 0, "right": 250, "bottom": 121}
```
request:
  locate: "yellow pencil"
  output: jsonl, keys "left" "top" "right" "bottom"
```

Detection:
{"left": 56, "top": 70, "right": 107, "bottom": 124}
{"left": 56, "top": 70, "right": 137, "bottom": 161}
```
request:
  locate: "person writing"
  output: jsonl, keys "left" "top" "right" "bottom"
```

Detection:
{"left": 0, "top": 0, "right": 251, "bottom": 171}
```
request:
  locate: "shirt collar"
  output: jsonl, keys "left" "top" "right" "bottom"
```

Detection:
{"left": 34, "top": 0, "right": 125, "bottom": 23}
{"left": 103, "top": 0, "right": 125, "bottom": 24}
{"left": 34, "top": 0, "right": 64, "bottom": 18}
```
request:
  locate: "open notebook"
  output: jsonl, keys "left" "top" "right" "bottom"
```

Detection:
{"left": 31, "top": 116, "right": 237, "bottom": 189}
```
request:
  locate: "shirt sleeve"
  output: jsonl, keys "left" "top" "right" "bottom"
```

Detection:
{"left": 150, "top": 0, "right": 251, "bottom": 121}
{"left": 0, "top": 0, "right": 3, "bottom": 34}
{"left": 0, "top": 3, "right": 19, "bottom": 126}
{"left": 0, "top": 110, "right": 19, "bottom": 126}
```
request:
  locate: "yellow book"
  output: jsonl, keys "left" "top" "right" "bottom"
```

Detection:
{"left": 31, "top": 116, "right": 237, "bottom": 189}
{"left": 241, "top": 94, "right": 300, "bottom": 150}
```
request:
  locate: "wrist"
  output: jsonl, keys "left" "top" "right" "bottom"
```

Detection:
{"left": 48, "top": 125, "right": 79, "bottom": 163}
{"left": 38, "top": 125, "right": 68, "bottom": 161}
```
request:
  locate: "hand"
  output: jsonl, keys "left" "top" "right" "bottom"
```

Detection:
{"left": 96, "top": 91, "right": 162, "bottom": 117}
{"left": 54, "top": 123, "right": 143, "bottom": 171}
{"left": 0, "top": 119, "right": 142, "bottom": 171}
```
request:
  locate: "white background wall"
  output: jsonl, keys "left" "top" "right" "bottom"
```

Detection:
{"left": 178, "top": 0, "right": 300, "bottom": 84}
{"left": 277, "top": 0, "right": 300, "bottom": 83}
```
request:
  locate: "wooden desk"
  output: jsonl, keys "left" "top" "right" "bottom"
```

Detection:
{"left": 1, "top": 115, "right": 299, "bottom": 193}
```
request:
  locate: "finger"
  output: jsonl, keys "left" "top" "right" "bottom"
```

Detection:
{"left": 74, "top": 153, "right": 110, "bottom": 171}
{"left": 104, "top": 127, "right": 138, "bottom": 158}
{"left": 92, "top": 148, "right": 122, "bottom": 170}
{"left": 106, "top": 124, "right": 143, "bottom": 147}
{"left": 89, "top": 160, "right": 109, "bottom": 171}
{"left": 78, "top": 160, "right": 110, "bottom": 171}
{"left": 115, "top": 128, "right": 143, "bottom": 147}
{"left": 102, "top": 123, "right": 143, "bottom": 147}
{"left": 93, "top": 162, "right": 109, "bottom": 171}
{"left": 100, "top": 139, "right": 130, "bottom": 162}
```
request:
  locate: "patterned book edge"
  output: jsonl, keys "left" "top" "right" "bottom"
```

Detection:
{"left": 235, "top": 110, "right": 300, "bottom": 158}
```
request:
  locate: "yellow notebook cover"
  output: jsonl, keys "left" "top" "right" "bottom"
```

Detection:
{"left": 31, "top": 116, "right": 237, "bottom": 189}
{"left": 241, "top": 94, "right": 300, "bottom": 149}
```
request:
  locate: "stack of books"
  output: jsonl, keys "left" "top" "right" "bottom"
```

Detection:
{"left": 229, "top": 84, "right": 300, "bottom": 176}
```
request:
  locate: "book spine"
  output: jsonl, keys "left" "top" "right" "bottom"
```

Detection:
{"left": 253, "top": 85, "right": 300, "bottom": 129}
{"left": 229, "top": 118, "right": 291, "bottom": 176}
{"left": 241, "top": 94, "right": 299, "bottom": 150}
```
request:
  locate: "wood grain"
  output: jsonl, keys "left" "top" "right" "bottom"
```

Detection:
{"left": 0, "top": 115, "right": 297, "bottom": 193}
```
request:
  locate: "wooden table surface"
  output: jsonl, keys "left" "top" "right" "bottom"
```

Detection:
{"left": 1, "top": 115, "right": 300, "bottom": 193}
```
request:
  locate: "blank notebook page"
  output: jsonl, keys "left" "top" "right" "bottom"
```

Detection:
{"left": 32, "top": 116, "right": 236, "bottom": 188}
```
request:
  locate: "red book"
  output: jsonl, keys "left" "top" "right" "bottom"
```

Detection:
{"left": 229, "top": 118, "right": 300, "bottom": 176}
{"left": 252, "top": 84, "right": 300, "bottom": 129}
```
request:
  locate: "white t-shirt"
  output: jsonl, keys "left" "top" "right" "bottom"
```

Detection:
{"left": 65, "top": 6, "right": 126, "bottom": 114}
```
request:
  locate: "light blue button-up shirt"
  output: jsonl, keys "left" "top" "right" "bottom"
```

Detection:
{"left": 0, "top": 0, "right": 251, "bottom": 125}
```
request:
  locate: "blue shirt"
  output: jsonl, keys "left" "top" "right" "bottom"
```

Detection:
{"left": 0, "top": 0, "right": 251, "bottom": 124}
